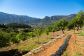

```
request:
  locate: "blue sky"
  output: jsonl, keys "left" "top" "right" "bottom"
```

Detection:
{"left": 0, "top": 0, "right": 84, "bottom": 18}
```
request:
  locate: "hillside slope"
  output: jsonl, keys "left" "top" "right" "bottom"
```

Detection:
{"left": 0, "top": 12, "right": 76, "bottom": 27}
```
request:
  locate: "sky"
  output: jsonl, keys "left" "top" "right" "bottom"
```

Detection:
{"left": 0, "top": 0, "right": 84, "bottom": 18}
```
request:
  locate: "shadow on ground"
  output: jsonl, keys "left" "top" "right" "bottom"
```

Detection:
{"left": 0, "top": 49, "right": 28, "bottom": 56}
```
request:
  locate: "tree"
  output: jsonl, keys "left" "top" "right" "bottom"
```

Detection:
{"left": 75, "top": 11, "right": 84, "bottom": 31}
{"left": 56, "top": 19, "right": 68, "bottom": 34}
{"left": 67, "top": 18, "right": 76, "bottom": 33}
{"left": 12, "top": 33, "right": 21, "bottom": 43}
{"left": 45, "top": 27, "right": 49, "bottom": 35}
{"left": 27, "top": 32, "right": 36, "bottom": 38}
{"left": 12, "top": 32, "right": 28, "bottom": 43}
{"left": 68, "top": 11, "right": 84, "bottom": 32}
{"left": 34, "top": 28, "right": 43, "bottom": 43}
{"left": 0, "top": 32, "right": 11, "bottom": 47}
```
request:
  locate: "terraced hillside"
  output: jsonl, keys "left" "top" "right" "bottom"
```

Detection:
{"left": 62, "top": 30, "right": 84, "bottom": 56}
{"left": 23, "top": 30, "right": 84, "bottom": 56}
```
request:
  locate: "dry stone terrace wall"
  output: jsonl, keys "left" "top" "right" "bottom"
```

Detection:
{"left": 0, "top": 34, "right": 66, "bottom": 56}
{"left": 23, "top": 34, "right": 65, "bottom": 56}
{"left": 51, "top": 35, "right": 71, "bottom": 56}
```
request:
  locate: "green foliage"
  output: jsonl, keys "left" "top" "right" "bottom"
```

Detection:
{"left": 67, "top": 18, "right": 76, "bottom": 29}
{"left": 46, "top": 19, "right": 68, "bottom": 34}
{"left": 6, "top": 23, "right": 32, "bottom": 28}
{"left": 0, "top": 11, "right": 84, "bottom": 48}
{"left": 0, "top": 32, "right": 11, "bottom": 47}
{"left": 57, "top": 19, "right": 68, "bottom": 30}
{"left": 0, "top": 31, "right": 29, "bottom": 47}
{"left": 79, "top": 31, "right": 84, "bottom": 36}
{"left": 46, "top": 22, "right": 58, "bottom": 32}
{"left": 47, "top": 26, "right": 53, "bottom": 32}
{"left": 33, "top": 28, "right": 43, "bottom": 43}
{"left": 12, "top": 32, "right": 28, "bottom": 43}
{"left": 34, "top": 28, "right": 43, "bottom": 37}
{"left": 27, "top": 32, "right": 36, "bottom": 38}
{"left": 75, "top": 11, "right": 84, "bottom": 27}
{"left": 13, "top": 33, "right": 21, "bottom": 43}
{"left": 45, "top": 28, "right": 49, "bottom": 35}
{"left": 50, "top": 19, "right": 68, "bottom": 33}
{"left": 68, "top": 11, "right": 84, "bottom": 30}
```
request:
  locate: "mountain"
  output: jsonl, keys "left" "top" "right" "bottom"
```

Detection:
{"left": 0, "top": 12, "right": 76, "bottom": 27}
{"left": 0, "top": 12, "right": 40, "bottom": 25}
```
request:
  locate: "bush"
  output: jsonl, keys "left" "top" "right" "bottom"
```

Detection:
{"left": 0, "top": 32, "right": 11, "bottom": 47}
{"left": 27, "top": 32, "right": 36, "bottom": 38}
{"left": 12, "top": 32, "right": 28, "bottom": 43}
{"left": 18, "top": 32, "right": 28, "bottom": 41}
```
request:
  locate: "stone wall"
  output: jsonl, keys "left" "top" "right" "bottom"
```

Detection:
{"left": 23, "top": 34, "right": 65, "bottom": 56}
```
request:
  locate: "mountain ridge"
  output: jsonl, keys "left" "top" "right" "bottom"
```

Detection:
{"left": 0, "top": 12, "right": 76, "bottom": 27}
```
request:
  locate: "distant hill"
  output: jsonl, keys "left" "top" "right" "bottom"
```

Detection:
{"left": 0, "top": 12, "right": 76, "bottom": 27}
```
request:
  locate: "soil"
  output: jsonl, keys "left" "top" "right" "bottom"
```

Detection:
{"left": 24, "top": 34, "right": 66, "bottom": 56}
{"left": 62, "top": 33, "right": 84, "bottom": 56}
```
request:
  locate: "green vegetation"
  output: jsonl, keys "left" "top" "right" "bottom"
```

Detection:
{"left": 54, "top": 19, "right": 68, "bottom": 33}
{"left": 0, "top": 11, "right": 84, "bottom": 53}
{"left": 48, "top": 11, "right": 84, "bottom": 33}
{"left": 68, "top": 11, "right": 84, "bottom": 32}
{"left": 0, "top": 23, "right": 32, "bottom": 47}
{"left": 17, "top": 34, "right": 52, "bottom": 51}
{"left": 79, "top": 31, "right": 84, "bottom": 36}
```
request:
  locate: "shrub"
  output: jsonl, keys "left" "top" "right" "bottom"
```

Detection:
{"left": 0, "top": 32, "right": 11, "bottom": 47}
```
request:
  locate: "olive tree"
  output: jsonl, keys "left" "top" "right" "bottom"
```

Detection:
{"left": 34, "top": 28, "right": 43, "bottom": 43}
{"left": 56, "top": 19, "right": 68, "bottom": 34}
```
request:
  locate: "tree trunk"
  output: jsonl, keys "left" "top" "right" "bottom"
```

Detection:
{"left": 62, "top": 29, "right": 64, "bottom": 34}
{"left": 53, "top": 32, "right": 54, "bottom": 37}
{"left": 74, "top": 24, "right": 75, "bottom": 33}
{"left": 37, "top": 36, "right": 39, "bottom": 44}
{"left": 77, "top": 26, "right": 80, "bottom": 31}
{"left": 74, "top": 28, "right": 75, "bottom": 33}
{"left": 77, "top": 26, "right": 80, "bottom": 33}
{"left": 77, "top": 27, "right": 79, "bottom": 31}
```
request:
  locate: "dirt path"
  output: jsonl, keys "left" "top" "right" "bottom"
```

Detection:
{"left": 24, "top": 35, "right": 66, "bottom": 56}
{"left": 62, "top": 34, "right": 84, "bottom": 56}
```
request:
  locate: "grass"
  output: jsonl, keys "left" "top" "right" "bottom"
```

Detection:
{"left": 73, "top": 52, "right": 83, "bottom": 56}
{"left": 62, "top": 51, "right": 68, "bottom": 56}
{"left": 79, "top": 31, "right": 84, "bottom": 36}
{"left": 79, "top": 28, "right": 84, "bottom": 36}
{"left": 62, "top": 29, "right": 84, "bottom": 56}
{"left": 16, "top": 33, "right": 52, "bottom": 51}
